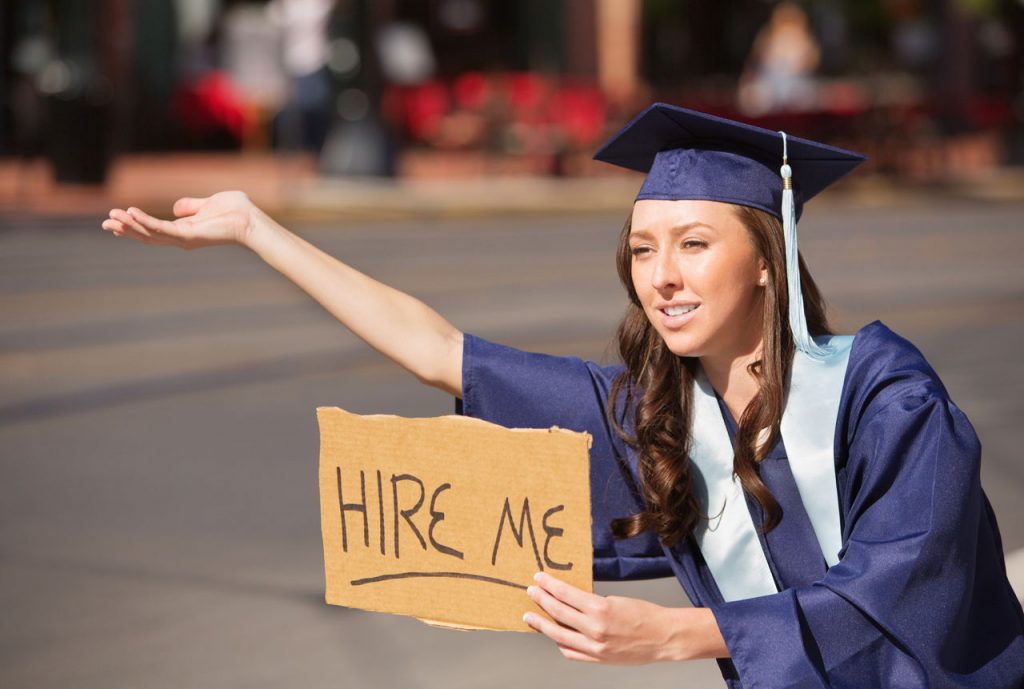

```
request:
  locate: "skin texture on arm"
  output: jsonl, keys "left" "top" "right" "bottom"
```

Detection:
{"left": 101, "top": 192, "right": 464, "bottom": 396}
{"left": 525, "top": 572, "right": 729, "bottom": 663}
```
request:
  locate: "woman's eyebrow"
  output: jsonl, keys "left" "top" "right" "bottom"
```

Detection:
{"left": 629, "top": 222, "right": 717, "bottom": 239}
{"left": 673, "top": 221, "right": 717, "bottom": 234}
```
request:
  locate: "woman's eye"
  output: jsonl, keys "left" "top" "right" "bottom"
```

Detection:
{"left": 682, "top": 239, "right": 708, "bottom": 249}
{"left": 630, "top": 246, "right": 652, "bottom": 257}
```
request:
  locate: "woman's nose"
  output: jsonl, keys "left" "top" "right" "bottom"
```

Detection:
{"left": 651, "top": 252, "right": 682, "bottom": 291}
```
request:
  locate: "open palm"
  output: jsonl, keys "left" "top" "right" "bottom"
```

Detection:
{"left": 102, "top": 191, "right": 256, "bottom": 250}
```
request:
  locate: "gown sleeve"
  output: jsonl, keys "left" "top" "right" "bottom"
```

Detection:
{"left": 710, "top": 324, "right": 1024, "bottom": 689}
{"left": 457, "top": 333, "right": 672, "bottom": 581}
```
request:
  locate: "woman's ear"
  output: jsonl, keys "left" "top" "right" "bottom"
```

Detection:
{"left": 758, "top": 259, "right": 768, "bottom": 286}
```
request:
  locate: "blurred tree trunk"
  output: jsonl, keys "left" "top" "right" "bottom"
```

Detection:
{"left": 47, "top": 0, "right": 113, "bottom": 184}
{"left": 938, "top": 0, "right": 974, "bottom": 134}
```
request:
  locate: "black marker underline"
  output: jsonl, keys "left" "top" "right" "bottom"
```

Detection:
{"left": 350, "top": 571, "right": 528, "bottom": 590}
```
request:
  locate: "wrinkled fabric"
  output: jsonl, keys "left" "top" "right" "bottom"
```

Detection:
{"left": 456, "top": 321, "right": 1024, "bottom": 688}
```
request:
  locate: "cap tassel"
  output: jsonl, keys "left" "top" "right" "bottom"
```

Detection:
{"left": 780, "top": 131, "right": 832, "bottom": 361}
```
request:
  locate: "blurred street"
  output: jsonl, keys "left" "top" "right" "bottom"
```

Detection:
{"left": 1, "top": 194, "right": 1023, "bottom": 688}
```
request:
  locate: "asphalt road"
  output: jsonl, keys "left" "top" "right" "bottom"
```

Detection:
{"left": 1, "top": 197, "right": 1023, "bottom": 688}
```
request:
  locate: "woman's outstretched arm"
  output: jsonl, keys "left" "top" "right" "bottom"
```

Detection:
{"left": 102, "top": 192, "right": 464, "bottom": 397}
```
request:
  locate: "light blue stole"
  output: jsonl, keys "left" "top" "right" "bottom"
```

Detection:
{"left": 688, "top": 335, "right": 854, "bottom": 602}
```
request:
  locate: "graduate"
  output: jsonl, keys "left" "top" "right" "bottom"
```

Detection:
{"left": 102, "top": 103, "right": 1024, "bottom": 688}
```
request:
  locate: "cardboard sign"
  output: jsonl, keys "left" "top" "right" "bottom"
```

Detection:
{"left": 317, "top": 408, "right": 593, "bottom": 632}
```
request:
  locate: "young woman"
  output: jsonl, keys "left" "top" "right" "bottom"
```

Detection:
{"left": 102, "top": 104, "right": 1024, "bottom": 688}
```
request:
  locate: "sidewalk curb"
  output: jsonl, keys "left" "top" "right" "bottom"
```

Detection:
{"left": 265, "top": 173, "right": 1024, "bottom": 224}
{"left": 3, "top": 152, "right": 1023, "bottom": 223}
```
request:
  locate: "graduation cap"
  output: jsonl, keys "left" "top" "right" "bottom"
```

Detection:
{"left": 593, "top": 102, "right": 867, "bottom": 360}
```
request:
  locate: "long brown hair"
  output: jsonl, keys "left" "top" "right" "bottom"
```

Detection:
{"left": 608, "top": 204, "right": 832, "bottom": 547}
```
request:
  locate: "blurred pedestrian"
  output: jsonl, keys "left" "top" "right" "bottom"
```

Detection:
{"left": 738, "top": 2, "right": 820, "bottom": 116}
{"left": 267, "top": 0, "right": 334, "bottom": 154}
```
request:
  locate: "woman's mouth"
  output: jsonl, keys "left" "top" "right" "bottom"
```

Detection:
{"left": 658, "top": 303, "right": 700, "bottom": 328}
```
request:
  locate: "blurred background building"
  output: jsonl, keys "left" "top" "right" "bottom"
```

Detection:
{"left": 1, "top": 0, "right": 1022, "bottom": 186}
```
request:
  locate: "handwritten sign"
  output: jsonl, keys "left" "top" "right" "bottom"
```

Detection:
{"left": 317, "top": 408, "right": 593, "bottom": 631}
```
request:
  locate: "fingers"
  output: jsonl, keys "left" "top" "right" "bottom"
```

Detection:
{"left": 103, "top": 207, "right": 188, "bottom": 248}
{"left": 533, "top": 572, "right": 603, "bottom": 616}
{"left": 127, "top": 206, "right": 182, "bottom": 236}
{"left": 557, "top": 644, "right": 600, "bottom": 663}
{"left": 522, "top": 610, "right": 596, "bottom": 657}
{"left": 526, "top": 572, "right": 612, "bottom": 658}
{"left": 173, "top": 196, "right": 206, "bottom": 217}
{"left": 103, "top": 209, "right": 157, "bottom": 242}
{"left": 527, "top": 582, "right": 591, "bottom": 635}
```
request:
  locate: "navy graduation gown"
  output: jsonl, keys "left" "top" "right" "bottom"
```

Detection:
{"left": 456, "top": 320, "right": 1024, "bottom": 688}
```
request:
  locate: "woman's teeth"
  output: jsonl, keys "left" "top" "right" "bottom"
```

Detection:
{"left": 664, "top": 305, "right": 698, "bottom": 317}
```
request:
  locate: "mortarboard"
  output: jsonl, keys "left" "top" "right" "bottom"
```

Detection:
{"left": 593, "top": 102, "right": 867, "bottom": 360}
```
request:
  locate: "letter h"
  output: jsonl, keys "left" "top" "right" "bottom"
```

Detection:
{"left": 337, "top": 467, "right": 369, "bottom": 552}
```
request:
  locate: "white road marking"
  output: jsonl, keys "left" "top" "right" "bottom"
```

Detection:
{"left": 1006, "top": 547, "right": 1024, "bottom": 602}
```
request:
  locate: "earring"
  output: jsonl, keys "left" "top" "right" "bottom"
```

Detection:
{"left": 759, "top": 276, "right": 767, "bottom": 286}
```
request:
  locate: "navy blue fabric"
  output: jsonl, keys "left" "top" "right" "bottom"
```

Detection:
{"left": 637, "top": 148, "right": 805, "bottom": 220}
{"left": 593, "top": 102, "right": 866, "bottom": 221}
{"left": 457, "top": 321, "right": 1024, "bottom": 689}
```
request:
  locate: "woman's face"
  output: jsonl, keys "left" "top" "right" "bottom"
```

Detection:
{"left": 629, "top": 199, "right": 767, "bottom": 361}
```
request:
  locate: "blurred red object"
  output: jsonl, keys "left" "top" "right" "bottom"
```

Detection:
{"left": 172, "top": 71, "right": 251, "bottom": 144}
{"left": 453, "top": 72, "right": 490, "bottom": 110}
{"left": 506, "top": 73, "right": 550, "bottom": 117}
{"left": 966, "top": 94, "right": 1013, "bottom": 129}
{"left": 549, "top": 84, "right": 605, "bottom": 147}
{"left": 383, "top": 71, "right": 607, "bottom": 151}
{"left": 384, "top": 81, "right": 450, "bottom": 140}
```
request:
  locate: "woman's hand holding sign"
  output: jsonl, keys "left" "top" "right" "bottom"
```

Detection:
{"left": 524, "top": 572, "right": 727, "bottom": 663}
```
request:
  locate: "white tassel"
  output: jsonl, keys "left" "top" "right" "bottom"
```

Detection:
{"left": 780, "top": 131, "right": 832, "bottom": 361}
